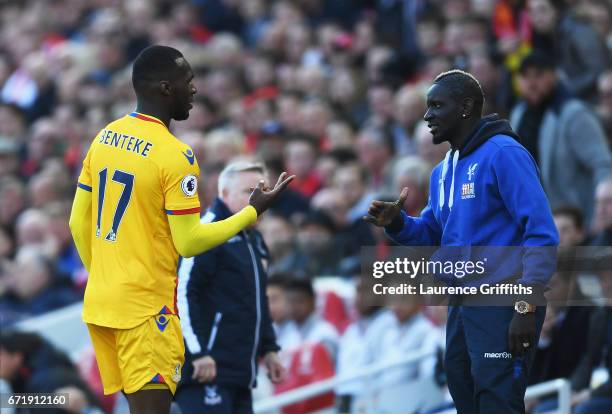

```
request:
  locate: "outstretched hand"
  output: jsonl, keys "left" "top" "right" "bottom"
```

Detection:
{"left": 249, "top": 172, "right": 295, "bottom": 216}
{"left": 363, "top": 187, "right": 409, "bottom": 227}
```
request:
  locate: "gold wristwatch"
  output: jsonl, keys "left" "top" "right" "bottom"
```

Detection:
{"left": 514, "top": 300, "right": 536, "bottom": 314}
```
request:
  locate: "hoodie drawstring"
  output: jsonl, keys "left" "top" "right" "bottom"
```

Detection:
{"left": 439, "top": 150, "right": 451, "bottom": 208}
{"left": 439, "top": 149, "right": 460, "bottom": 210}
{"left": 448, "top": 150, "right": 459, "bottom": 209}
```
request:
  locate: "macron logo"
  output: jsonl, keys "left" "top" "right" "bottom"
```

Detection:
{"left": 484, "top": 352, "right": 512, "bottom": 359}
{"left": 182, "top": 149, "right": 195, "bottom": 165}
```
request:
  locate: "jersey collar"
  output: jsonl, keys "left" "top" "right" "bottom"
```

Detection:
{"left": 129, "top": 112, "right": 167, "bottom": 128}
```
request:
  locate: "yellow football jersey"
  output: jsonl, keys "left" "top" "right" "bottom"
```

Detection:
{"left": 78, "top": 112, "right": 201, "bottom": 329}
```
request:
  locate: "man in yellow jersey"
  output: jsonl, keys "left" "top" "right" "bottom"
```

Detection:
{"left": 68, "top": 45, "right": 293, "bottom": 414}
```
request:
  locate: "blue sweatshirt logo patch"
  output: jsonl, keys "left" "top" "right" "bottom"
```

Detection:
{"left": 461, "top": 182, "right": 476, "bottom": 199}
{"left": 467, "top": 163, "right": 478, "bottom": 180}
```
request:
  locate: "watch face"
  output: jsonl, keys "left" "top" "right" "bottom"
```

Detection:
{"left": 516, "top": 301, "right": 527, "bottom": 313}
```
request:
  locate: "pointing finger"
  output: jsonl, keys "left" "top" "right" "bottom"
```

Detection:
{"left": 275, "top": 172, "right": 287, "bottom": 188}
{"left": 271, "top": 174, "right": 295, "bottom": 194}
{"left": 396, "top": 187, "right": 410, "bottom": 207}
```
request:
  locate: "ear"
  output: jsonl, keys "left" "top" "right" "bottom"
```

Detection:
{"left": 462, "top": 97, "right": 475, "bottom": 118}
{"left": 159, "top": 80, "right": 172, "bottom": 96}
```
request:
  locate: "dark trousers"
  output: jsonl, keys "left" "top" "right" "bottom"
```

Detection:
{"left": 175, "top": 383, "right": 253, "bottom": 414}
{"left": 445, "top": 302, "right": 545, "bottom": 414}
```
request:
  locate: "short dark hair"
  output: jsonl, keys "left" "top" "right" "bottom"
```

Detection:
{"left": 132, "top": 45, "right": 185, "bottom": 92}
{"left": 519, "top": 51, "right": 556, "bottom": 74}
{"left": 0, "top": 331, "right": 43, "bottom": 355}
{"left": 553, "top": 205, "right": 584, "bottom": 230}
{"left": 299, "top": 209, "right": 336, "bottom": 233}
{"left": 285, "top": 278, "right": 315, "bottom": 299}
{"left": 268, "top": 273, "right": 292, "bottom": 289}
{"left": 433, "top": 69, "right": 484, "bottom": 114}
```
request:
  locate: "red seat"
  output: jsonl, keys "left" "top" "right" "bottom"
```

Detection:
{"left": 274, "top": 343, "right": 336, "bottom": 413}
{"left": 320, "top": 291, "right": 351, "bottom": 334}
{"left": 77, "top": 348, "right": 117, "bottom": 414}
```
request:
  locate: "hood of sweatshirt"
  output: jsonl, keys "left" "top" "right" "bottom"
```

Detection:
{"left": 439, "top": 114, "right": 520, "bottom": 209}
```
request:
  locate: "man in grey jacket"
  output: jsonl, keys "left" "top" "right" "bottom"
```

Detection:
{"left": 511, "top": 52, "right": 612, "bottom": 226}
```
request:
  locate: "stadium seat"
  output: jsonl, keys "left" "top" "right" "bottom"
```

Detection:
{"left": 77, "top": 348, "right": 117, "bottom": 414}
{"left": 274, "top": 343, "right": 336, "bottom": 413}
{"left": 320, "top": 291, "right": 351, "bottom": 335}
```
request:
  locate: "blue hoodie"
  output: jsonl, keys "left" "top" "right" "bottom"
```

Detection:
{"left": 386, "top": 114, "right": 559, "bottom": 289}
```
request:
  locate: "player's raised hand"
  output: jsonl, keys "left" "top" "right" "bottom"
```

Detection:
{"left": 249, "top": 172, "right": 295, "bottom": 215}
{"left": 363, "top": 187, "right": 409, "bottom": 227}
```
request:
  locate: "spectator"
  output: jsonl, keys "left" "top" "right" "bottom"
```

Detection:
{"left": 284, "top": 136, "right": 323, "bottom": 199}
{"left": 44, "top": 201, "right": 83, "bottom": 283}
{"left": 511, "top": 51, "right": 612, "bottom": 225}
{"left": 259, "top": 214, "right": 303, "bottom": 276}
{"left": 375, "top": 293, "right": 441, "bottom": 390}
{"left": 366, "top": 83, "right": 395, "bottom": 129}
{"left": 467, "top": 50, "right": 512, "bottom": 117}
{"left": 566, "top": 264, "right": 612, "bottom": 413}
{"left": 264, "top": 158, "right": 310, "bottom": 220}
{"left": 0, "top": 103, "right": 27, "bottom": 141}
{"left": 297, "top": 100, "right": 332, "bottom": 146}
{"left": 355, "top": 127, "right": 394, "bottom": 190}
{"left": 0, "top": 137, "right": 20, "bottom": 178}
{"left": 535, "top": 260, "right": 612, "bottom": 414}
{"left": 328, "top": 69, "right": 368, "bottom": 127}
{"left": 389, "top": 156, "right": 431, "bottom": 216}
{"left": 325, "top": 120, "right": 355, "bottom": 151}
{"left": 0, "top": 178, "right": 26, "bottom": 234}
{"left": 294, "top": 210, "right": 346, "bottom": 277}
{"left": 553, "top": 205, "right": 586, "bottom": 247}
{"left": 203, "top": 127, "right": 246, "bottom": 166}
{"left": 311, "top": 188, "right": 375, "bottom": 273}
{"left": 284, "top": 278, "right": 339, "bottom": 359}
{"left": 529, "top": 261, "right": 594, "bottom": 390}
{"left": 596, "top": 70, "right": 612, "bottom": 144}
{"left": 591, "top": 180, "right": 612, "bottom": 245}
{"left": 392, "top": 85, "right": 427, "bottom": 156}
{"left": 266, "top": 274, "right": 301, "bottom": 353}
{"left": 335, "top": 278, "right": 394, "bottom": 413}
{"left": 315, "top": 148, "right": 357, "bottom": 188}
{"left": 528, "top": 0, "right": 610, "bottom": 99}
{"left": 333, "top": 163, "right": 376, "bottom": 224}
{"left": 0, "top": 331, "right": 103, "bottom": 413}
{"left": 0, "top": 247, "right": 80, "bottom": 324}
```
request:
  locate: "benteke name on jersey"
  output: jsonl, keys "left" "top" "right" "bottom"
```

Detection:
{"left": 99, "top": 129, "right": 154, "bottom": 157}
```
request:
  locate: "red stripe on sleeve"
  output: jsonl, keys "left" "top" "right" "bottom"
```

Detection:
{"left": 165, "top": 207, "right": 201, "bottom": 215}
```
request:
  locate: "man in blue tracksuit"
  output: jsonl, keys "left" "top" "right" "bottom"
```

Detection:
{"left": 175, "top": 162, "right": 285, "bottom": 414}
{"left": 365, "top": 70, "right": 559, "bottom": 413}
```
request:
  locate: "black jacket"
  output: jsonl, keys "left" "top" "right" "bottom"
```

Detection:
{"left": 177, "top": 198, "right": 279, "bottom": 388}
{"left": 571, "top": 307, "right": 612, "bottom": 398}
{"left": 529, "top": 305, "right": 593, "bottom": 385}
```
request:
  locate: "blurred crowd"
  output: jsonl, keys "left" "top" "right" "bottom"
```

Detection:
{"left": 0, "top": 0, "right": 611, "bottom": 412}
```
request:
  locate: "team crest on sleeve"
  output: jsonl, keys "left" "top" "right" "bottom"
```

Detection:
{"left": 181, "top": 175, "right": 198, "bottom": 197}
